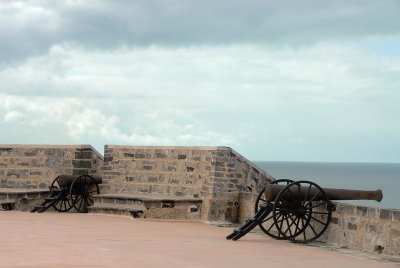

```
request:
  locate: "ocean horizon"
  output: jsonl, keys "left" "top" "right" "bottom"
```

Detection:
{"left": 254, "top": 161, "right": 400, "bottom": 209}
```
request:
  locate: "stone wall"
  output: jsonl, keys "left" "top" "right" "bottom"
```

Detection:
{"left": 0, "top": 145, "right": 103, "bottom": 189}
{"left": 101, "top": 145, "right": 274, "bottom": 222}
{"left": 1, "top": 143, "right": 399, "bottom": 256}
{"left": 319, "top": 202, "right": 400, "bottom": 256}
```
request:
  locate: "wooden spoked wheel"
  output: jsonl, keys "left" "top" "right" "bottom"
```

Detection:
{"left": 272, "top": 180, "right": 332, "bottom": 243}
{"left": 49, "top": 175, "right": 73, "bottom": 212}
{"left": 254, "top": 179, "right": 295, "bottom": 239}
{"left": 70, "top": 175, "right": 99, "bottom": 213}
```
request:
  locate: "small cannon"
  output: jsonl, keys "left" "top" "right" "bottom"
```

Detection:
{"left": 227, "top": 180, "right": 382, "bottom": 243}
{"left": 31, "top": 174, "right": 102, "bottom": 213}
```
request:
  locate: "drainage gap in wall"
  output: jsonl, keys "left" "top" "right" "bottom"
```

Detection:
{"left": 374, "top": 245, "right": 384, "bottom": 254}
{"left": 162, "top": 201, "right": 175, "bottom": 208}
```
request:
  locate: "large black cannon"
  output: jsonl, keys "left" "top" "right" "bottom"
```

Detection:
{"left": 31, "top": 174, "right": 102, "bottom": 213}
{"left": 227, "top": 180, "right": 382, "bottom": 243}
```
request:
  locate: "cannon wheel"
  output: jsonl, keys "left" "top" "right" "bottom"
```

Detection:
{"left": 272, "top": 180, "right": 332, "bottom": 243}
{"left": 254, "top": 179, "right": 295, "bottom": 239}
{"left": 70, "top": 175, "right": 99, "bottom": 213}
{"left": 49, "top": 175, "right": 73, "bottom": 212}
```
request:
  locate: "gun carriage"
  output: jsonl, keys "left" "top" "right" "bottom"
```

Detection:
{"left": 31, "top": 174, "right": 101, "bottom": 213}
{"left": 227, "top": 180, "right": 382, "bottom": 243}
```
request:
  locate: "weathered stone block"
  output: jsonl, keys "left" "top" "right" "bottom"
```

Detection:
{"left": 24, "top": 151, "right": 37, "bottom": 156}
{"left": 76, "top": 147, "right": 92, "bottom": 152}
{"left": 72, "top": 169, "right": 88, "bottom": 175}
{"left": 72, "top": 160, "right": 92, "bottom": 169}
{"left": 367, "top": 207, "right": 380, "bottom": 218}
{"left": 156, "top": 153, "right": 166, "bottom": 159}
{"left": 0, "top": 148, "right": 13, "bottom": 154}
{"left": 347, "top": 222, "right": 358, "bottom": 230}
{"left": 356, "top": 206, "right": 368, "bottom": 216}
{"left": 379, "top": 208, "right": 392, "bottom": 220}
{"left": 186, "top": 166, "right": 195, "bottom": 172}
{"left": 104, "top": 157, "right": 113, "bottom": 162}
{"left": 214, "top": 172, "right": 225, "bottom": 178}
{"left": 367, "top": 224, "right": 377, "bottom": 233}
{"left": 392, "top": 210, "right": 400, "bottom": 222}
{"left": 335, "top": 203, "right": 356, "bottom": 215}
{"left": 331, "top": 217, "right": 339, "bottom": 224}
{"left": 74, "top": 151, "right": 92, "bottom": 159}
{"left": 148, "top": 177, "right": 159, "bottom": 183}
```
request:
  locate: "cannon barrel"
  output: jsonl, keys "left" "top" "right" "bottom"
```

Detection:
{"left": 264, "top": 184, "right": 383, "bottom": 202}
{"left": 58, "top": 174, "right": 102, "bottom": 188}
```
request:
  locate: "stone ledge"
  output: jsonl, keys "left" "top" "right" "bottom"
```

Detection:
{"left": 0, "top": 199, "right": 15, "bottom": 204}
{"left": 105, "top": 145, "right": 231, "bottom": 151}
{"left": 0, "top": 188, "right": 49, "bottom": 194}
{"left": 332, "top": 201, "right": 400, "bottom": 222}
{"left": 90, "top": 203, "right": 144, "bottom": 211}
{"left": 95, "top": 193, "right": 203, "bottom": 203}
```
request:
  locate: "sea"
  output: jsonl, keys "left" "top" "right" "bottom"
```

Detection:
{"left": 254, "top": 161, "right": 400, "bottom": 210}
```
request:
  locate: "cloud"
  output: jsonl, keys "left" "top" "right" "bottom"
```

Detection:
{"left": 1, "top": 0, "right": 400, "bottom": 63}
{"left": 0, "top": 1, "right": 399, "bottom": 161}
{"left": 0, "top": 41, "right": 399, "bottom": 161}
{"left": 2, "top": 42, "right": 398, "bottom": 106}
{"left": 3, "top": 111, "right": 24, "bottom": 122}
{"left": 0, "top": 92, "right": 238, "bottom": 151}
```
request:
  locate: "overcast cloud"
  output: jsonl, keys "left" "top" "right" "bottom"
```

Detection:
{"left": 0, "top": 0, "right": 399, "bottom": 162}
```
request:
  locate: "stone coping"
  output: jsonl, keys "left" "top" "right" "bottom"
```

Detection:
{"left": 1, "top": 144, "right": 93, "bottom": 149}
{"left": 90, "top": 204, "right": 144, "bottom": 211}
{"left": 105, "top": 145, "right": 232, "bottom": 150}
{"left": 0, "top": 188, "right": 49, "bottom": 194}
{"left": 0, "top": 144, "right": 103, "bottom": 159}
{"left": 332, "top": 201, "right": 400, "bottom": 222}
{"left": 95, "top": 193, "right": 202, "bottom": 202}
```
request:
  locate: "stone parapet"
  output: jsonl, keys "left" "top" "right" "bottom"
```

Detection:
{"left": 102, "top": 145, "right": 274, "bottom": 222}
{"left": 319, "top": 202, "right": 400, "bottom": 256}
{"left": 0, "top": 145, "right": 103, "bottom": 189}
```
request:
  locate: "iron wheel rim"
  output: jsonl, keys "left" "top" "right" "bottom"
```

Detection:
{"left": 272, "top": 180, "right": 332, "bottom": 243}
{"left": 50, "top": 175, "right": 73, "bottom": 212}
{"left": 70, "top": 175, "right": 99, "bottom": 213}
{"left": 255, "top": 179, "right": 295, "bottom": 239}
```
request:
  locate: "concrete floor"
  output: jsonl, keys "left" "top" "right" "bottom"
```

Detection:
{"left": 0, "top": 211, "right": 397, "bottom": 268}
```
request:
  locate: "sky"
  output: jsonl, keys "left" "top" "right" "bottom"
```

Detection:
{"left": 0, "top": 0, "right": 399, "bottom": 162}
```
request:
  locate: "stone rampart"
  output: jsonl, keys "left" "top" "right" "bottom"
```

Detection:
{"left": 0, "top": 145, "right": 103, "bottom": 189}
{"left": 101, "top": 145, "right": 274, "bottom": 221}
{"left": 319, "top": 202, "right": 400, "bottom": 256}
{"left": 2, "top": 143, "right": 399, "bottom": 256}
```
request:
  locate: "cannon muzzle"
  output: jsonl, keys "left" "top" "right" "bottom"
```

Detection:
{"left": 264, "top": 183, "right": 383, "bottom": 202}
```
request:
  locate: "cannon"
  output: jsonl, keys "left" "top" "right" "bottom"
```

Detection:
{"left": 31, "top": 174, "right": 102, "bottom": 213}
{"left": 227, "top": 180, "right": 382, "bottom": 243}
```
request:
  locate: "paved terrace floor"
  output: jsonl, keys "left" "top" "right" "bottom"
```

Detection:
{"left": 0, "top": 211, "right": 397, "bottom": 268}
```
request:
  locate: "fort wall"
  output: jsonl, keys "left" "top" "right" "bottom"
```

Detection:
{"left": 101, "top": 145, "right": 274, "bottom": 221}
{"left": 320, "top": 202, "right": 400, "bottom": 256}
{"left": 0, "top": 145, "right": 103, "bottom": 189}
{"left": 0, "top": 144, "right": 399, "bottom": 256}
